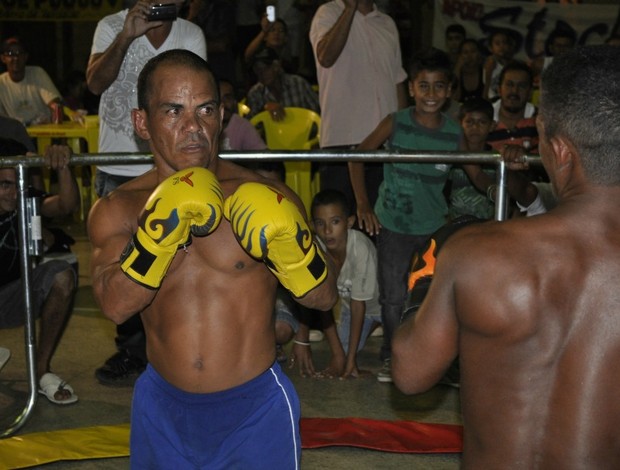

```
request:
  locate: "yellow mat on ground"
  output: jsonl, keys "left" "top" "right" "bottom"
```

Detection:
{"left": 0, "top": 423, "right": 130, "bottom": 469}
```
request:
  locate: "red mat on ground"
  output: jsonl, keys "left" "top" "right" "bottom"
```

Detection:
{"left": 300, "top": 417, "right": 463, "bottom": 453}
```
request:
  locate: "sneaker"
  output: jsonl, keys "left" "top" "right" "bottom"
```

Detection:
{"left": 370, "top": 325, "right": 384, "bottom": 337}
{"left": 0, "top": 347, "right": 11, "bottom": 372}
{"left": 95, "top": 350, "right": 146, "bottom": 387}
{"left": 309, "top": 329, "right": 324, "bottom": 342}
{"left": 377, "top": 358, "right": 393, "bottom": 383}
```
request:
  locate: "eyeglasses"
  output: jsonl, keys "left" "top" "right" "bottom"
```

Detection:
{"left": 0, "top": 180, "right": 16, "bottom": 190}
{"left": 2, "top": 50, "right": 24, "bottom": 57}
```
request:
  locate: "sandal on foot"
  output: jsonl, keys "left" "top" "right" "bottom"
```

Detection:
{"left": 0, "top": 347, "right": 10, "bottom": 372}
{"left": 38, "top": 372, "right": 79, "bottom": 405}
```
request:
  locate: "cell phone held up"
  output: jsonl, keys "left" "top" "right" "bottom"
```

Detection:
{"left": 266, "top": 5, "right": 276, "bottom": 23}
{"left": 147, "top": 3, "right": 177, "bottom": 22}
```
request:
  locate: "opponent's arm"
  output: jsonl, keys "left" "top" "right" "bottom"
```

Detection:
{"left": 224, "top": 182, "right": 337, "bottom": 311}
{"left": 392, "top": 243, "right": 460, "bottom": 395}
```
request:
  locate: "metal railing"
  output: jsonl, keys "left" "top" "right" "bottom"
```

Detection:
{"left": 0, "top": 150, "right": 539, "bottom": 437}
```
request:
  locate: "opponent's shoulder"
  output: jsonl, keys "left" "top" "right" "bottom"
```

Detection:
{"left": 439, "top": 219, "right": 523, "bottom": 268}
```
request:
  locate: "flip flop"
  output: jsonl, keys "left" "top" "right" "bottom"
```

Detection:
{"left": 0, "top": 347, "right": 10, "bottom": 372}
{"left": 38, "top": 372, "right": 79, "bottom": 405}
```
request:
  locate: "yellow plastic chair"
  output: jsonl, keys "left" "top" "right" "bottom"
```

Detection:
{"left": 238, "top": 98, "right": 251, "bottom": 118}
{"left": 250, "top": 107, "right": 320, "bottom": 214}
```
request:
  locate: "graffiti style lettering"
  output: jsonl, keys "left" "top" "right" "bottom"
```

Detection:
{"left": 443, "top": 0, "right": 484, "bottom": 21}
{"left": 0, "top": 0, "right": 29, "bottom": 8}
{"left": 2, "top": 0, "right": 118, "bottom": 19}
{"left": 479, "top": 7, "right": 524, "bottom": 52}
{"left": 524, "top": 8, "right": 548, "bottom": 59}
{"left": 580, "top": 23, "right": 610, "bottom": 45}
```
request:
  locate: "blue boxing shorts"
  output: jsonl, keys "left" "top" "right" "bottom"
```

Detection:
{"left": 130, "top": 362, "right": 301, "bottom": 469}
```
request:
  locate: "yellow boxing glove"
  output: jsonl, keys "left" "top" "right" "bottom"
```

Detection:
{"left": 224, "top": 182, "right": 327, "bottom": 298}
{"left": 120, "top": 167, "right": 223, "bottom": 289}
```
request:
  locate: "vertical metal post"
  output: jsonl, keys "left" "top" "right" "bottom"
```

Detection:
{"left": 494, "top": 159, "right": 508, "bottom": 221}
{"left": 1, "top": 164, "right": 38, "bottom": 438}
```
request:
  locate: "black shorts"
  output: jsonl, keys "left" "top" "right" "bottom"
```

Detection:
{"left": 0, "top": 260, "right": 75, "bottom": 328}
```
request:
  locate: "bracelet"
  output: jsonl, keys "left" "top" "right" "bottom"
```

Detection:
{"left": 293, "top": 340, "right": 310, "bottom": 346}
{"left": 487, "top": 184, "right": 497, "bottom": 202}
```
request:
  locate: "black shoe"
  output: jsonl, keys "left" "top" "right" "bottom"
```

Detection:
{"left": 95, "top": 350, "right": 146, "bottom": 387}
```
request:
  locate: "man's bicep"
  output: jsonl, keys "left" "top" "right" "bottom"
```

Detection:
{"left": 88, "top": 201, "right": 132, "bottom": 283}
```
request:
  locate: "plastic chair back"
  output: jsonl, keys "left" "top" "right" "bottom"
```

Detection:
{"left": 250, "top": 107, "right": 320, "bottom": 150}
{"left": 250, "top": 108, "right": 320, "bottom": 214}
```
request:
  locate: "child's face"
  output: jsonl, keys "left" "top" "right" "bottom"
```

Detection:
{"left": 409, "top": 70, "right": 451, "bottom": 114}
{"left": 312, "top": 203, "right": 354, "bottom": 253}
{"left": 549, "top": 37, "right": 573, "bottom": 57}
{"left": 446, "top": 32, "right": 464, "bottom": 55}
{"left": 490, "top": 34, "right": 513, "bottom": 60}
{"left": 460, "top": 42, "right": 482, "bottom": 66}
{"left": 461, "top": 111, "right": 494, "bottom": 148}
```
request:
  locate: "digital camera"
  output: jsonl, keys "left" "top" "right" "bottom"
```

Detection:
{"left": 147, "top": 3, "right": 177, "bottom": 22}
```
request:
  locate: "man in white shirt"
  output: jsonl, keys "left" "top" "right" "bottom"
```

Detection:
{"left": 0, "top": 37, "right": 61, "bottom": 126}
{"left": 86, "top": 0, "right": 206, "bottom": 387}
{"left": 309, "top": 0, "right": 408, "bottom": 217}
{"left": 87, "top": 0, "right": 206, "bottom": 198}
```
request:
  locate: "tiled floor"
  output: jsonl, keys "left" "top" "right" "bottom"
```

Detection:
{"left": 0, "top": 220, "right": 462, "bottom": 469}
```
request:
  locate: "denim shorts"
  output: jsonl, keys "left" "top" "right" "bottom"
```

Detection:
{"left": 0, "top": 260, "right": 75, "bottom": 328}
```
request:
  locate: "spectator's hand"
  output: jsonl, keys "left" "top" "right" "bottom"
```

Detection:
{"left": 356, "top": 201, "right": 381, "bottom": 236}
{"left": 289, "top": 342, "right": 317, "bottom": 378}
{"left": 44, "top": 144, "right": 72, "bottom": 172}
{"left": 123, "top": 0, "right": 162, "bottom": 39}
{"left": 340, "top": 362, "right": 371, "bottom": 380}
{"left": 264, "top": 102, "right": 286, "bottom": 121}
{"left": 501, "top": 144, "right": 529, "bottom": 171}
{"left": 68, "top": 108, "right": 87, "bottom": 125}
{"left": 260, "top": 13, "right": 271, "bottom": 31}
{"left": 318, "top": 353, "right": 345, "bottom": 379}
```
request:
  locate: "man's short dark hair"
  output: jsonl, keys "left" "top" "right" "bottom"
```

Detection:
{"left": 541, "top": 45, "right": 620, "bottom": 185}
{"left": 498, "top": 60, "right": 533, "bottom": 88}
{"left": 458, "top": 38, "right": 483, "bottom": 56}
{"left": 137, "top": 49, "right": 218, "bottom": 111}
{"left": 459, "top": 97, "right": 494, "bottom": 122}
{"left": 251, "top": 46, "right": 281, "bottom": 71}
{"left": 445, "top": 24, "right": 466, "bottom": 38}
{"left": 545, "top": 28, "right": 577, "bottom": 53}
{"left": 2, "top": 36, "right": 26, "bottom": 54}
{"left": 311, "top": 189, "right": 351, "bottom": 218}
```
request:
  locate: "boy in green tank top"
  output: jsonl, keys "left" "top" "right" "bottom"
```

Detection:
{"left": 350, "top": 48, "right": 463, "bottom": 382}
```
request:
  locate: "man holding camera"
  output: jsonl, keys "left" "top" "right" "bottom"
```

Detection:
{"left": 86, "top": 0, "right": 206, "bottom": 387}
